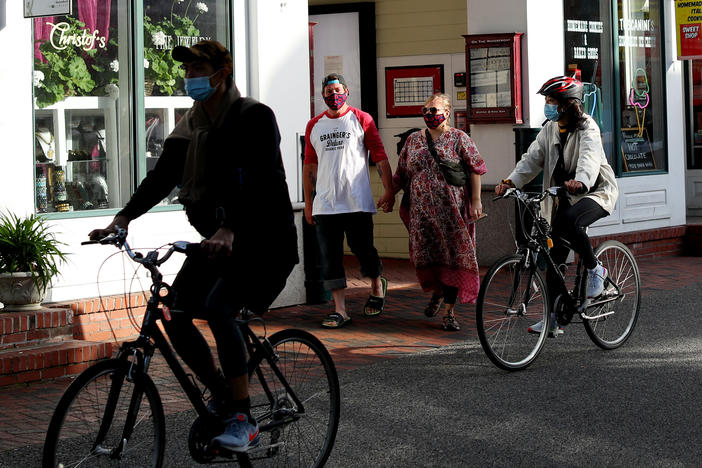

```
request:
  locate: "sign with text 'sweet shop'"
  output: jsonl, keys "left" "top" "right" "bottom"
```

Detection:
{"left": 676, "top": 0, "right": 702, "bottom": 59}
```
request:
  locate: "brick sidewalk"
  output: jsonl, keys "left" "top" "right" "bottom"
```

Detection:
{"left": 0, "top": 255, "right": 699, "bottom": 451}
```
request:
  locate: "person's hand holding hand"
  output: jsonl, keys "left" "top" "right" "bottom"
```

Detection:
{"left": 470, "top": 199, "right": 483, "bottom": 221}
{"left": 304, "top": 203, "right": 315, "bottom": 225}
{"left": 565, "top": 179, "right": 586, "bottom": 194}
{"left": 377, "top": 191, "right": 395, "bottom": 213}
{"left": 202, "top": 227, "right": 234, "bottom": 258}
{"left": 88, "top": 215, "right": 129, "bottom": 241}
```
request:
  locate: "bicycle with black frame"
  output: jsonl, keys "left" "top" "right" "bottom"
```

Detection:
{"left": 42, "top": 228, "right": 340, "bottom": 467}
{"left": 475, "top": 187, "right": 641, "bottom": 371}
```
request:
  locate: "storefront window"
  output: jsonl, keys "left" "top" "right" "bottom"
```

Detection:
{"left": 142, "top": 0, "right": 229, "bottom": 206}
{"left": 617, "top": 0, "right": 666, "bottom": 173}
{"left": 33, "top": 0, "right": 124, "bottom": 213}
{"left": 31, "top": 0, "right": 232, "bottom": 214}
{"left": 564, "top": 0, "right": 615, "bottom": 165}
{"left": 688, "top": 60, "right": 702, "bottom": 169}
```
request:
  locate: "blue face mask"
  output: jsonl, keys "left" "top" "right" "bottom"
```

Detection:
{"left": 184, "top": 70, "right": 220, "bottom": 101}
{"left": 544, "top": 103, "right": 561, "bottom": 122}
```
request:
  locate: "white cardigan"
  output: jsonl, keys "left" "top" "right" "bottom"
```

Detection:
{"left": 507, "top": 115, "right": 618, "bottom": 223}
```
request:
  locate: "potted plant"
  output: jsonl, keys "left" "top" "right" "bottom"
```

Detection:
{"left": 0, "top": 213, "right": 67, "bottom": 311}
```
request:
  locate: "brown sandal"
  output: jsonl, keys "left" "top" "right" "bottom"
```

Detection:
{"left": 442, "top": 313, "right": 460, "bottom": 331}
{"left": 424, "top": 294, "right": 444, "bottom": 317}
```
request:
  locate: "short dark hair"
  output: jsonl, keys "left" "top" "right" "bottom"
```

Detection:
{"left": 321, "top": 73, "right": 347, "bottom": 92}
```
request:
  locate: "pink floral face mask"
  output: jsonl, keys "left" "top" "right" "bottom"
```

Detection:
{"left": 324, "top": 92, "right": 348, "bottom": 110}
{"left": 423, "top": 112, "right": 446, "bottom": 129}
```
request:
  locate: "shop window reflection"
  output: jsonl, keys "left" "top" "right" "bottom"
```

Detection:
{"left": 690, "top": 60, "right": 702, "bottom": 169}
{"left": 141, "top": 0, "right": 228, "bottom": 205}
{"left": 617, "top": 0, "right": 666, "bottom": 173}
{"left": 32, "top": 0, "right": 123, "bottom": 214}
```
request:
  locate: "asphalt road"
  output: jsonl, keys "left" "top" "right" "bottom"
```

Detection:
{"left": 2, "top": 280, "right": 701, "bottom": 467}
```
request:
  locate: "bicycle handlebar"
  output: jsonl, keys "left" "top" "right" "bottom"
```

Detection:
{"left": 82, "top": 227, "right": 200, "bottom": 270}
{"left": 493, "top": 186, "right": 569, "bottom": 204}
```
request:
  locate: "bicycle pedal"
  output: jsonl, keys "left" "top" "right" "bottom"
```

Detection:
{"left": 246, "top": 441, "right": 285, "bottom": 455}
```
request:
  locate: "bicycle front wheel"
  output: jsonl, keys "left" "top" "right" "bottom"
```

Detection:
{"left": 42, "top": 358, "right": 165, "bottom": 468}
{"left": 476, "top": 255, "right": 550, "bottom": 371}
{"left": 248, "top": 329, "right": 340, "bottom": 467}
{"left": 583, "top": 240, "right": 641, "bottom": 349}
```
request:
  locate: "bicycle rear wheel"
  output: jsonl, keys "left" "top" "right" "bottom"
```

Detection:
{"left": 476, "top": 255, "right": 550, "bottom": 371}
{"left": 583, "top": 240, "right": 641, "bottom": 349}
{"left": 42, "top": 358, "right": 165, "bottom": 468}
{"left": 247, "top": 329, "right": 340, "bottom": 467}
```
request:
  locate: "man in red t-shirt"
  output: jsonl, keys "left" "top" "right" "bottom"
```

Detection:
{"left": 303, "top": 73, "right": 394, "bottom": 328}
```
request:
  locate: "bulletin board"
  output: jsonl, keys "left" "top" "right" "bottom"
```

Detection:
{"left": 385, "top": 65, "right": 444, "bottom": 118}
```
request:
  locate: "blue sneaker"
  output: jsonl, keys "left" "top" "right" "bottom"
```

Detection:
{"left": 211, "top": 413, "right": 260, "bottom": 452}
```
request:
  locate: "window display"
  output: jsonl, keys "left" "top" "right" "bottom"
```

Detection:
{"left": 563, "top": 0, "right": 666, "bottom": 175}
{"left": 564, "top": 0, "right": 615, "bottom": 165}
{"left": 32, "top": 0, "right": 123, "bottom": 214}
{"left": 31, "top": 0, "right": 232, "bottom": 214}
{"left": 689, "top": 60, "right": 702, "bottom": 170}
{"left": 617, "top": 0, "right": 666, "bottom": 173}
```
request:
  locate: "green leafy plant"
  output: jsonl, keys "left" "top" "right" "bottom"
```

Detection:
{"left": 0, "top": 213, "right": 67, "bottom": 293}
{"left": 33, "top": 16, "right": 119, "bottom": 108}
{"left": 33, "top": 17, "right": 96, "bottom": 108}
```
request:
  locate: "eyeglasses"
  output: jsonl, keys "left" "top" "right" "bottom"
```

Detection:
{"left": 422, "top": 107, "right": 445, "bottom": 115}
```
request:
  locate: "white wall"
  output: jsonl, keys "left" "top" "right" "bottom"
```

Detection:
{"left": 247, "top": 0, "right": 311, "bottom": 204}
{"left": 0, "top": 0, "right": 35, "bottom": 217}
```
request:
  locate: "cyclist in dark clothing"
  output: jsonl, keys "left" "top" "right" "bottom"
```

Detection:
{"left": 89, "top": 40, "right": 298, "bottom": 452}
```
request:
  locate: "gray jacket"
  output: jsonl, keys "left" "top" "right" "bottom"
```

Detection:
{"left": 507, "top": 115, "right": 618, "bottom": 222}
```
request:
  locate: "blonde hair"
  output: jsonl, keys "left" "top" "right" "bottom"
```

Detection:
{"left": 425, "top": 93, "right": 452, "bottom": 125}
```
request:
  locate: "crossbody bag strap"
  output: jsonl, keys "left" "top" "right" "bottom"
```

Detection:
{"left": 425, "top": 129, "right": 468, "bottom": 172}
{"left": 425, "top": 129, "right": 442, "bottom": 167}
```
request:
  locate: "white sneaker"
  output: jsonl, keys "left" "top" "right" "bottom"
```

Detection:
{"left": 527, "top": 318, "right": 563, "bottom": 337}
{"left": 211, "top": 413, "right": 260, "bottom": 452}
{"left": 586, "top": 263, "right": 608, "bottom": 298}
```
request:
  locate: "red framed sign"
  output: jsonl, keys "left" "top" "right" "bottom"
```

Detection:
{"left": 385, "top": 65, "right": 444, "bottom": 117}
{"left": 463, "top": 33, "right": 523, "bottom": 124}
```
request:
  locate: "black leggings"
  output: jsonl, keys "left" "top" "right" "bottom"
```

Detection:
{"left": 441, "top": 284, "right": 459, "bottom": 305}
{"left": 546, "top": 198, "right": 608, "bottom": 302}
{"left": 163, "top": 253, "right": 295, "bottom": 394}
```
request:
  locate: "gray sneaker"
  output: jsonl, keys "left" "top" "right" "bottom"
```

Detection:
{"left": 527, "top": 319, "right": 564, "bottom": 337}
{"left": 587, "top": 263, "right": 608, "bottom": 298}
{"left": 211, "top": 413, "right": 260, "bottom": 452}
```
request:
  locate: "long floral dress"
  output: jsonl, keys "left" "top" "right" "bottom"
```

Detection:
{"left": 393, "top": 128, "right": 487, "bottom": 303}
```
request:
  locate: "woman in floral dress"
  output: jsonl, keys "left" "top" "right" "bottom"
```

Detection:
{"left": 393, "top": 93, "right": 487, "bottom": 331}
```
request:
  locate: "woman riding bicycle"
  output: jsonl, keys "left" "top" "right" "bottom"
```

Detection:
{"left": 495, "top": 75, "right": 618, "bottom": 336}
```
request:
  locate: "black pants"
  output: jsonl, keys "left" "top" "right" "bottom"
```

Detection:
{"left": 164, "top": 252, "right": 295, "bottom": 392}
{"left": 315, "top": 212, "right": 382, "bottom": 290}
{"left": 546, "top": 197, "right": 608, "bottom": 302}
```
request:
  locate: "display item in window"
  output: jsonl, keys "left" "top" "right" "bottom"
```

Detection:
{"left": 35, "top": 128, "right": 55, "bottom": 162}
{"left": 36, "top": 169, "right": 48, "bottom": 213}
{"left": 53, "top": 166, "right": 70, "bottom": 212}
